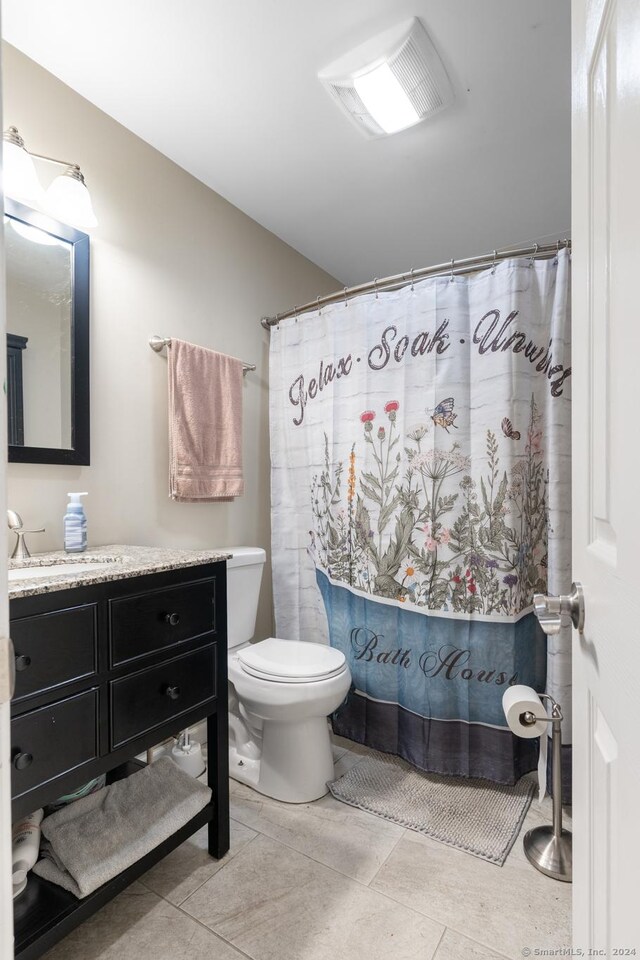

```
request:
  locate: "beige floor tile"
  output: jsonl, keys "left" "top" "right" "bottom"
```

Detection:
{"left": 330, "top": 748, "right": 366, "bottom": 779}
{"left": 42, "top": 881, "right": 249, "bottom": 960}
{"left": 330, "top": 733, "right": 372, "bottom": 757}
{"left": 182, "top": 833, "right": 444, "bottom": 960}
{"left": 434, "top": 928, "right": 511, "bottom": 960}
{"left": 139, "top": 818, "right": 257, "bottom": 905}
{"left": 521, "top": 773, "right": 572, "bottom": 823}
{"left": 330, "top": 733, "right": 350, "bottom": 761}
{"left": 370, "top": 828, "right": 571, "bottom": 960}
{"left": 229, "top": 776, "right": 404, "bottom": 883}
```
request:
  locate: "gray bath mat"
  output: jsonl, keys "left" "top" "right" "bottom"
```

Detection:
{"left": 328, "top": 752, "right": 534, "bottom": 866}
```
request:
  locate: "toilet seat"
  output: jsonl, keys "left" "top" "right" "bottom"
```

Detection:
{"left": 237, "top": 637, "right": 347, "bottom": 684}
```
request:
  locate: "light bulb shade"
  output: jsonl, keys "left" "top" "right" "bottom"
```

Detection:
{"left": 9, "top": 218, "right": 62, "bottom": 246}
{"left": 354, "top": 63, "right": 420, "bottom": 135}
{"left": 3, "top": 139, "right": 46, "bottom": 207}
{"left": 319, "top": 18, "right": 454, "bottom": 138}
{"left": 46, "top": 170, "right": 97, "bottom": 229}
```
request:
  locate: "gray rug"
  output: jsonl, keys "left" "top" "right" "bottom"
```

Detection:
{"left": 328, "top": 752, "right": 534, "bottom": 866}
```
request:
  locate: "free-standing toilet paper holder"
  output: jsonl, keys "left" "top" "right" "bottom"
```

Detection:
{"left": 520, "top": 693, "right": 572, "bottom": 882}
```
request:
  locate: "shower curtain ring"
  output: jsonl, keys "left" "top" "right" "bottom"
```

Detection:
{"left": 294, "top": 306, "right": 299, "bottom": 322}
{"left": 450, "top": 259, "right": 455, "bottom": 282}
{"left": 374, "top": 278, "right": 379, "bottom": 299}
{"left": 491, "top": 250, "right": 497, "bottom": 274}
{"left": 317, "top": 295, "right": 321, "bottom": 315}
{"left": 529, "top": 243, "right": 539, "bottom": 266}
{"left": 410, "top": 267, "right": 415, "bottom": 292}
{"left": 344, "top": 286, "right": 349, "bottom": 306}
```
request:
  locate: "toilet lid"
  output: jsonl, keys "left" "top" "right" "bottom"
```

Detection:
{"left": 237, "top": 637, "right": 347, "bottom": 682}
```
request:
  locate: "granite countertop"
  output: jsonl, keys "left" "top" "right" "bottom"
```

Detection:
{"left": 8, "top": 544, "right": 231, "bottom": 600}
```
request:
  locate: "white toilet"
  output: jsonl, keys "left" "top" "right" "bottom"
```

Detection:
{"left": 226, "top": 547, "right": 351, "bottom": 803}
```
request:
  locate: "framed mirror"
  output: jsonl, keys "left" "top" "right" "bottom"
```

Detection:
{"left": 5, "top": 199, "right": 90, "bottom": 464}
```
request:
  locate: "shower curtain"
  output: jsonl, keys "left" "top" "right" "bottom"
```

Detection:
{"left": 270, "top": 251, "right": 571, "bottom": 786}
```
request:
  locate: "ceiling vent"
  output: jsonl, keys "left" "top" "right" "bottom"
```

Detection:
{"left": 319, "top": 18, "right": 454, "bottom": 138}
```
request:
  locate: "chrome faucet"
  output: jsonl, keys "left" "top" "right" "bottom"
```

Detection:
{"left": 7, "top": 510, "right": 45, "bottom": 560}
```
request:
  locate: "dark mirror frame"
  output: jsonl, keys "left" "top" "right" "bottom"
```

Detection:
{"left": 6, "top": 198, "right": 90, "bottom": 465}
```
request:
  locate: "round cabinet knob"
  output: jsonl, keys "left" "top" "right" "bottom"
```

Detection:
{"left": 164, "top": 613, "right": 181, "bottom": 627}
{"left": 13, "top": 752, "right": 33, "bottom": 771}
{"left": 165, "top": 684, "right": 181, "bottom": 701}
{"left": 14, "top": 654, "right": 31, "bottom": 672}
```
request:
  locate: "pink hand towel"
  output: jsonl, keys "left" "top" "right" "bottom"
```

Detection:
{"left": 168, "top": 339, "right": 244, "bottom": 501}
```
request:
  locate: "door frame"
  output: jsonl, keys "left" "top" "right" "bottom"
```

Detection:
{"left": 0, "top": 22, "right": 16, "bottom": 957}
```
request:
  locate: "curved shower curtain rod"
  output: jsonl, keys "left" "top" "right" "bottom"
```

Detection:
{"left": 260, "top": 238, "right": 571, "bottom": 329}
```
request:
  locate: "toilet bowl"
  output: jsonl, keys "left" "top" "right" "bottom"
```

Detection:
{"left": 228, "top": 638, "right": 351, "bottom": 802}
{"left": 225, "top": 549, "right": 352, "bottom": 803}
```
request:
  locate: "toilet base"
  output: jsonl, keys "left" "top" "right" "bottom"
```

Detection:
{"left": 229, "top": 715, "right": 335, "bottom": 803}
{"left": 229, "top": 745, "right": 261, "bottom": 789}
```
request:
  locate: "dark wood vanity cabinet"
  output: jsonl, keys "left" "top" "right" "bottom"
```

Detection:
{"left": 9, "top": 560, "right": 229, "bottom": 960}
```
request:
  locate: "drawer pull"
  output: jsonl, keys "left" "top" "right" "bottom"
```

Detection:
{"left": 13, "top": 751, "right": 33, "bottom": 771}
{"left": 164, "top": 613, "right": 181, "bottom": 627}
{"left": 14, "top": 654, "right": 31, "bottom": 672}
{"left": 165, "top": 684, "right": 181, "bottom": 701}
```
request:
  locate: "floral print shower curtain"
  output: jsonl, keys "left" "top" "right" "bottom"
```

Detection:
{"left": 269, "top": 251, "right": 571, "bottom": 785}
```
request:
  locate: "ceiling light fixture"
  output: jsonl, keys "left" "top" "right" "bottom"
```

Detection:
{"left": 319, "top": 18, "right": 454, "bottom": 138}
{"left": 3, "top": 126, "right": 98, "bottom": 229}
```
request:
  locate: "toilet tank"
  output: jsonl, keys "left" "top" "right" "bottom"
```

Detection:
{"left": 226, "top": 547, "right": 266, "bottom": 649}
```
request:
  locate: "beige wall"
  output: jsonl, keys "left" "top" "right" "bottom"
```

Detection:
{"left": 4, "top": 43, "right": 338, "bottom": 640}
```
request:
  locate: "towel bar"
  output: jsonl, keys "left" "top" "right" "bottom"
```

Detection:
{"left": 149, "top": 335, "right": 256, "bottom": 374}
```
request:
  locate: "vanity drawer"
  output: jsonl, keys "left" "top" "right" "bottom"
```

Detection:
{"left": 110, "top": 644, "right": 216, "bottom": 748}
{"left": 11, "top": 689, "right": 99, "bottom": 800}
{"left": 11, "top": 604, "right": 98, "bottom": 703}
{"left": 108, "top": 578, "right": 216, "bottom": 666}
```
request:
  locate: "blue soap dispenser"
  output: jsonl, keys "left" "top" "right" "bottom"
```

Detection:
{"left": 64, "top": 492, "right": 88, "bottom": 553}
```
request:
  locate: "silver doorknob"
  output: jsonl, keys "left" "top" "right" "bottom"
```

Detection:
{"left": 533, "top": 582, "right": 585, "bottom": 635}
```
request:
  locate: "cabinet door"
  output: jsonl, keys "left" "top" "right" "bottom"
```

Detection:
{"left": 110, "top": 644, "right": 216, "bottom": 748}
{"left": 11, "top": 604, "right": 98, "bottom": 703}
{"left": 109, "top": 578, "right": 216, "bottom": 666}
{"left": 11, "top": 689, "right": 99, "bottom": 800}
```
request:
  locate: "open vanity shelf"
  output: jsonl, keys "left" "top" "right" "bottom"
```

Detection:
{"left": 13, "top": 761, "right": 213, "bottom": 959}
{"left": 9, "top": 554, "right": 229, "bottom": 960}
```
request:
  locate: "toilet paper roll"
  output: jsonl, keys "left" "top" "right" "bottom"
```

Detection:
{"left": 502, "top": 685, "right": 549, "bottom": 803}
{"left": 502, "top": 685, "right": 547, "bottom": 738}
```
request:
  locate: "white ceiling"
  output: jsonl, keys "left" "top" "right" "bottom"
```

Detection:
{"left": 2, "top": 0, "right": 570, "bottom": 286}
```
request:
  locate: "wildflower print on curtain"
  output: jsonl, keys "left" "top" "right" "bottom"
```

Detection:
{"left": 315, "top": 400, "right": 548, "bottom": 614}
{"left": 270, "top": 251, "right": 571, "bottom": 786}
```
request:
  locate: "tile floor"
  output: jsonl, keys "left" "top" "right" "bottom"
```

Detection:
{"left": 41, "top": 736, "right": 571, "bottom": 960}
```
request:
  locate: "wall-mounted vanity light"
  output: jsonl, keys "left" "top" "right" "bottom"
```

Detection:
{"left": 3, "top": 126, "right": 98, "bottom": 229}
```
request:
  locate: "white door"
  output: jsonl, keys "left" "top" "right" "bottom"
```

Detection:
{"left": 0, "top": 26, "right": 15, "bottom": 956}
{"left": 572, "top": 0, "right": 640, "bottom": 951}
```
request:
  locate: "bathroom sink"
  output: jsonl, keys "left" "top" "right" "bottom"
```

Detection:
{"left": 8, "top": 559, "right": 121, "bottom": 582}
